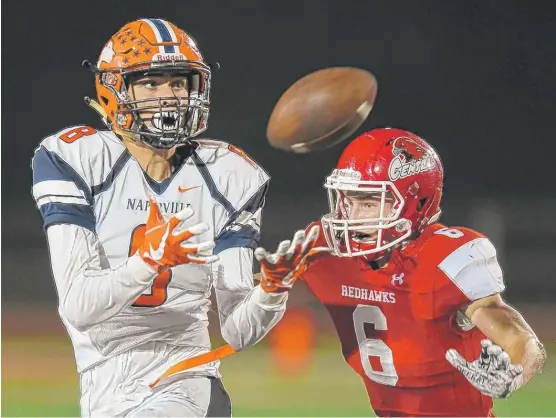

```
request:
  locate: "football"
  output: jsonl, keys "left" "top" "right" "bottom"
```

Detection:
{"left": 266, "top": 67, "right": 377, "bottom": 153}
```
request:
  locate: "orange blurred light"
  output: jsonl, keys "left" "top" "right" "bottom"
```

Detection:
{"left": 269, "top": 307, "right": 316, "bottom": 375}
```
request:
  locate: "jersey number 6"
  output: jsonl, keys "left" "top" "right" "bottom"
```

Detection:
{"left": 128, "top": 224, "right": 172, "bottom": 307}
{"left": 353, "top": 304, "right": 399, "bottom": 386}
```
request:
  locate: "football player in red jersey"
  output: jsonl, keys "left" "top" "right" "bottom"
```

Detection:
{"left": 255, "top": 128, "right": 546, "bottom": 417}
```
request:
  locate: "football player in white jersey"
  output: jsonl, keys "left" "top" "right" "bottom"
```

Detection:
{"left": 31, "top": 18, "right": 320, "bottom": 417}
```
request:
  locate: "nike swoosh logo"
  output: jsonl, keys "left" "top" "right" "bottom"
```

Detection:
{"left": 149, "top": 224, "right": 171, "bottom": 261}
{"left": 178, "top": 185, "right": 201, "bottom": 193}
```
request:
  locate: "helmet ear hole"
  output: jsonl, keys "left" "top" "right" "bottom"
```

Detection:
{"left": 101, "top": 96, "right": 109, "bottom": 106}
{"left": 417, "top": 198, "right": 428, "bottom": 211}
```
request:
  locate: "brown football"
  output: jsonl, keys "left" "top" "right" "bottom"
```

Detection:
{"left": 266, "top": 67, "right": 377, "bottom": 153}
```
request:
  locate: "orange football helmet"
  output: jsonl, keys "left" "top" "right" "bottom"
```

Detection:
{"left": 84, "top": 18, "right": 212, "bottom": 148}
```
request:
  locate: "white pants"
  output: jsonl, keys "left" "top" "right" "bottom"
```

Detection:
{"left": 125, "top": 377, "right": 231, "bottom": 417}
{"left": 79, "top": 342, "right": 231, "bottom": 417}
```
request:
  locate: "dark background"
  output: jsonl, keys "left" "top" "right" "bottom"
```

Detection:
{"left": 3, "top": 0, "right": 556, "bottom": 305}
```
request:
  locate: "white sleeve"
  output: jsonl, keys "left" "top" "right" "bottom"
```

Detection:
{"left": 47, "top": 224, "right": 158, "bottom": 332}
{"left": 213, "top": 247, "right": 288, "bottom": 350}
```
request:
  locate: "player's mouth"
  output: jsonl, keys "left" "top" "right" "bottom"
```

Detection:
{"left": 352, "top": 231, "right": 377, "bottom": 243}
{"left": 151, "top": 111, "right": 183, "bottom": 132}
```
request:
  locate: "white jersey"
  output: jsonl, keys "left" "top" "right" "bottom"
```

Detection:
{"left": 31, "top": 126, "right": 287, "bottom": 375}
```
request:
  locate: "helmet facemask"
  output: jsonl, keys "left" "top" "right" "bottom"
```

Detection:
{"left": 321, "top": 170, "right": 412, "bottom": 258}
{"left": 102, "top": 61, "right": 211, "bottom": 149}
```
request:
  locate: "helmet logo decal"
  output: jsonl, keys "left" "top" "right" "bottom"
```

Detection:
{"left": 102, "top": 72, "right": 117, "bottom": 86}
{"left": 97, "top": 41, "right": 115, "bottom": 67}
{"left": 388, "top": 137, "right": 435, "bottom": 181}
{"left": 152, "top": 53, "right": 186, "bottom": 62}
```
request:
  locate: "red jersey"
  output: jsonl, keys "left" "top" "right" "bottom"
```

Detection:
{"left": 302, "top": 222, "right": 505, "bottom": 417}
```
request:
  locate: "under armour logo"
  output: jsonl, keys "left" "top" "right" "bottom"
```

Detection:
{"left": 391, "top": 273, "right": 404, "bottom": 285}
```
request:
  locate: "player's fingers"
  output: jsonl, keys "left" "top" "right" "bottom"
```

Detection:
{"left": 254, "top": 247, "right": 269, "bottom": 262}
{"left": 188, "top": 222, "right": 211, "bottom": 236}
{"left": 508, "top": 364, "right": 524, "bottom": 377}
{"left": 446, "top": 349, "right": 470, "bottom": 370}
{"left": 172, "top": 222, "right": 210, "bottom": 243}
{"left": 264, "top": 241, "right": 290, "bottom": 265}
{"left": 173, "top": 230, "right": 193, "bottom": 242}
{"left": 147, "top": 196, "right": 165, "bottom": 226}
{"left": 481, "top": 339, "right": 493, "bottom": 349}
{"left": 180, "top": 240, "right": 216, "bottom": 253}
{"left": 254, "top": 248, "right": 274, "bottom": 271}
{"left": 286, "top": 231, "right": 305, "bottom": 260}
{"left": 168, "top": 207, "right": 195, "bottom": 229}
{"left": 487, "top": 344, "right": 503, "bottom": 358}
{"left": 495, "top": 352, "right": 511, "bottom": 370}
{"left": 275, "top": 240, "right": 291, "bottom": 259}
{"left": 479, "top": 339, "right": 493, "bottom": 365}
{"left": 290, "top": 226, "right": 321, "bottom": 266}
{"left": 291, "top": 246, "right": 331, "bottom": 278}
{"left": 301, "top": 225, "right": 320, "bottom": 254}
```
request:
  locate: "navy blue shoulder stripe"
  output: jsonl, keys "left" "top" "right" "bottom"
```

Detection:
{"left": 191, "top": 152, "right": 235, "bottom": 214}
{"left": 214, "top": 180, "right": 269, "bottom": 254}
{"left": 214, "top": 226, "right": 260, "bottom": 254}
{"left": 223, "top": 180, "right": 269, "bottom": 229}
{"left": 91, "top": 151, "right": 131, "bottom": 197}
{"left": 32, "top": 146, "right": 93, "bottom": 204}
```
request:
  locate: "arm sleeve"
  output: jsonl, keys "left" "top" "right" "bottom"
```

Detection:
{"left": 434, "top": 237, "right": 506, "bottom": 316}
{"left": 213, "top": 247, "right": 288, "bottom": 350}
{"left": 46, "top": 224, "right": 157, "bottom": 332}
{"left": 204, "top": 143, "right": 284, "bottom": 349}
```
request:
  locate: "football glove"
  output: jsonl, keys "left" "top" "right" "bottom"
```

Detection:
{"left": 139, "top": 196, "right": 219, "bottom": 270}
{"left": 254, "top": 225, "right": 329, "bottom": 292}
{"left": 446, "top": 339, "right": 524, "bottom": 399}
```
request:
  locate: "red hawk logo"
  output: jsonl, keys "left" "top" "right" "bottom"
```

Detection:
{"left": 392, "top": 137, "right": 426, "bottom": 161}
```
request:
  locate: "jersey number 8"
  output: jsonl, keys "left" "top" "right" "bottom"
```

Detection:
{"left": 59, "top": 126, "right": 97, "bottom": 143}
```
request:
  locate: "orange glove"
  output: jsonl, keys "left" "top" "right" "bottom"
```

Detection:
{"left": 254, "top": 225, "right": 330, "bottom": 292}
{"left": 139, "top": 196, "right": 218, "bottom": 271}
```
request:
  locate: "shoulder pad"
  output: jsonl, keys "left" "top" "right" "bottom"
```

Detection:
{"left": 437, "top": 235, "right": 505, "bottom": 302}
{"left": 193, "top": 138, "right": 269, "bottom": 213}
{"left": 33, "top": 126, "right": 126, "bottom": 195}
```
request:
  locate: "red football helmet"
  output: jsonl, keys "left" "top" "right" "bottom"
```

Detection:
{"left": 321, "top": 127, "right": 444, "bottom": 258}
